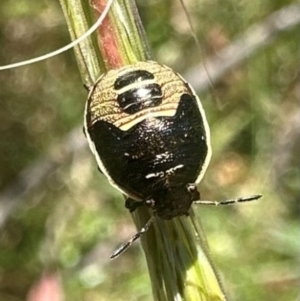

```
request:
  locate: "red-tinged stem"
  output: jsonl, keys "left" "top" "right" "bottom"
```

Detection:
{"left": 90, "top": 0, "right": 124, "bottom": 69}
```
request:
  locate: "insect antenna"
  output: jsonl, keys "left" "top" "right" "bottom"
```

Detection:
{"left": 194, "top": 194, "right": 262, "bottom": 206}
{"left": 110, "top": 215, "right": 155, "bottom": 259}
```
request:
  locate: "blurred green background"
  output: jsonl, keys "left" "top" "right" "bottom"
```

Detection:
{"left": 0, "top": 0, "right": 299, "bottom": 301}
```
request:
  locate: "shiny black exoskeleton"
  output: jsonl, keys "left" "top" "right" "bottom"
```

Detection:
{"left": 88, "top": 93, "right": 208, "bottom": 219}
{"left": 85, "top": 61, "right": 211, "bottom": 219}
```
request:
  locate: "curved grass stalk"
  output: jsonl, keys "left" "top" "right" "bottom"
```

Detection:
{"left": 58, "top": 0, "right": 226, "bottom": 300}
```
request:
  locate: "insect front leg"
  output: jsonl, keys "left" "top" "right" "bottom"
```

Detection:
{"left": 125, "top": 197, "right": 156, "bottom": 212}
{"left": 125, "top": 197, "right": 145, "bottom": 212}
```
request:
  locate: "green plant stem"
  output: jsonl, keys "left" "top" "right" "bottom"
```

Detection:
{"left": 59, "top": 0, "right": 103, "bottom": 85}
{"left": 59, "top": 0, "right": 226, "bottom": 300}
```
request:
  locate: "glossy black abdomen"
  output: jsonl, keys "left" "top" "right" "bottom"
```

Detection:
{"left": 88, "top": 94, "right": 208, "bottom": 200}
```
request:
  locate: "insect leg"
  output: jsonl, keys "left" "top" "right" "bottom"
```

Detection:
{"left": 110, "top": 215, "right": 155, "bottom": 259}
{"left": 125, "top": 198, "right": 145, "bottom": 212}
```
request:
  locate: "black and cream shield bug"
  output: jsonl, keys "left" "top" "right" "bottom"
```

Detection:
{"left": 84, "top": 61, "right": 211, "bottom": 216}
{"left": 84, "top": 61, "right": 261, "bottom": 258}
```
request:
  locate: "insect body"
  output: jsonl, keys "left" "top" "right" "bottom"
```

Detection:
{"left": 84, "top": 61, "right": 211, "bottom": 220}
{"left": 84, "top": 60, "right": 261, "bottom": 258}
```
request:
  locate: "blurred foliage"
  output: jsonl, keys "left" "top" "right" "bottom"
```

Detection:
{"left": 0, "top": 0, "right": 299, "bottom": 301}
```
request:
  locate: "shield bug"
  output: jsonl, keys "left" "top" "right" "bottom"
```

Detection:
{"left": 84, "top": 60, "right": 261, "bottom": 258}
